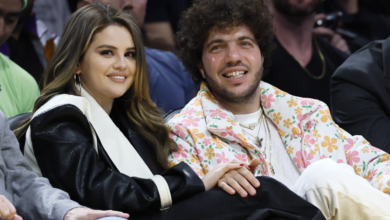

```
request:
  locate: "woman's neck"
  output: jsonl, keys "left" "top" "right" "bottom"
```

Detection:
{"left": 82, "top": 86, "right": 114, "bottom": 115}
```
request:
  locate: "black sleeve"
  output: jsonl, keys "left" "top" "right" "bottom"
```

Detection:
{"left": 30, "top": 105, "right": 204, "bottom": 216}
{"left": 331, "top": 66, "right": 390, "bottom": 153}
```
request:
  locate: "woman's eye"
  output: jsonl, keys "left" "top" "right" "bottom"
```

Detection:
{"left": 241, "top": 42, "right": 251, "bottom": 46}
{"left": 125, "top": 52, "right": 136, "bottom": 58}
{"left": 101, "top": 50, "right": 113, "bottom": 56}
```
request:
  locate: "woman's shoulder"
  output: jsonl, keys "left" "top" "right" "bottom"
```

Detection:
{"left": 33, "top": 94, "right": 90, "bottom": 119}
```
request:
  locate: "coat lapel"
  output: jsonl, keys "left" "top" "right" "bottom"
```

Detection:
{"left": 81, "top": 88, "right": 154, "bottom": 179}
{"left": 199, "top": 83, "right": 261, "bottom": 151}
{"left": 382, "top": 38, "right": 390, "bottom": 95}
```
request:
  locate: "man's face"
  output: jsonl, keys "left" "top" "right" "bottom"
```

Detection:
{"left": 200, "top": 25, "right": 264, "bottom": 105}
{"left": 87, "top": 0, "right": 147, "bottom": 28}
{"left": 273, "top": 0, "right": 323, "bottom": 16}
{"left": 0, "top": 0, "right": 22, "bottom": 45}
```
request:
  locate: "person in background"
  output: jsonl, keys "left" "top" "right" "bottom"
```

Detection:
{"left": 331, "top": 37, "right": 390, "bottom": 153}
{"left": 16, "top": 3, "right": 324, "bottom": 220}
{"left": 0, "top": 0, "right": 39, "bottom": 117}
{"left": 76, "top": 0, "right": 197, "bottom": 113}
{"left": 168, "top": 0, "right": 390, "bottom": 219}
{"left": 262, "top": 0, "right": 348, "bottom": 107}
{"left": 320, "top": 0, "right": 390, "bottom": 53}
{"left": 143, "top": 0, "right": 192, "bottom": 53}
{"left": 0, "top": 0, "right": 57, "bottom": 84}
{"left": 0, "top": 109, "right": 129, "bottom": 220}
{"left": 33, "top": 0, "right": 72, "bottom": 37}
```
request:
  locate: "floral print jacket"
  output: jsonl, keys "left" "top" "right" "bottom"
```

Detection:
{"left": 167, "top": 82, "right": 390, "bottom": 195}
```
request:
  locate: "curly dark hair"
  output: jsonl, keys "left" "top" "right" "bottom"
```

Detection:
{"left": 176, "top": 0, "right": 274, "bottom": 84}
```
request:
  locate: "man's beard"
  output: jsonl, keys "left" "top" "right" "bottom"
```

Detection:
{"left": 273, "top": 0, "right": 323, "bottom": 17}
{"left": 204, "top": 67, "right": 263, "bottom": 105}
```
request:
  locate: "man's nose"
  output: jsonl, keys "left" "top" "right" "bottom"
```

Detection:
{"left": 224, "top": 43, "right": 242, "bottom": 64}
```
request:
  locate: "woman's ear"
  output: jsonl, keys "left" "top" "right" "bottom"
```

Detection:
{"left": 75, "top": 64, "right": 82, "bottom": 74}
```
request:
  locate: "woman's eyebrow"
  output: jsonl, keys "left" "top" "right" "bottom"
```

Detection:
{"left": 96, "top": 45, "right": 136, "bottom": 50}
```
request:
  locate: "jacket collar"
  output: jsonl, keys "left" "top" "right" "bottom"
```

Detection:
{"left": 198, "top": 81, "right": 303, "bottom": 150}
{"left": 383, "top": 37, "right": 390, "bottom": 80}
{"left": 199, "top": 82, "right": 259, "bottom": 151}
{"left": 80, "top": 87, "right": 154, "bottom": 179}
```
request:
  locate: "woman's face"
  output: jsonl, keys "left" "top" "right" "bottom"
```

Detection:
{"left": 76, "top": 24, "right": 136, "bottom": 106}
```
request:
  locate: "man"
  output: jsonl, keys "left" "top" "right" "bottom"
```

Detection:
{"left": 0, "top": 0, "right": 58, "bottom": 84}
{"left": 0, "top": 109, "right": 129, "bottom": 220}
{"left": 0, "top": 0, "right": 40, "bottom": 118}
{"left": 33, "top": 0, "right": 72, "bottom": 36}
{"left": 76, "top": 0, "right": 197, "bottom": 113}
{"left": 167, "top": 0, "right": 390, "bottom": 219}
{"left": 143, "top": 0, "right": 192, "bottom": 53}
{"left": 331, "top": 37, "right": 390, "bottom": 153}
{"left": 262, "top": 0, "right": 349, "bottom": 107}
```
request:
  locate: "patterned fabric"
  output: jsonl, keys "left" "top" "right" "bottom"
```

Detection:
{"left": 167, "top": 81, "right": 390, "bottom": 195}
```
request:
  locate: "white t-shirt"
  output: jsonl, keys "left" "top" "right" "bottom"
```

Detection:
{"left": 234, "top": 108, "right": 300, "bottom": 189}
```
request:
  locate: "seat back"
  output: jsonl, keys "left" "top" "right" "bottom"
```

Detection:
{"left": 8, "top": 113, "right": 31, "bottom": 152}
{"left": 163, "top": 107, "right": 183, "bottom": 123}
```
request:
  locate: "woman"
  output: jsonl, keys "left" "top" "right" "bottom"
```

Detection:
{"left": 15, "top": 3, "right": 323, "bottom": 220}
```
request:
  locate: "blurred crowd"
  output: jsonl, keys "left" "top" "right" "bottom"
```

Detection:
{"left": 2, "top": 0, "right": 390, "bottom": 115}
{"left": 1, "top": 0, "right": 390, "bottom": 219}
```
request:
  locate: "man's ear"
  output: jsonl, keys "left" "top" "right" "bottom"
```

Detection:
{"left": 198, "top": 62, "right": 206, "bottom": 79}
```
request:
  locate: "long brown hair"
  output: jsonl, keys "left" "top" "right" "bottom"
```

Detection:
{"left": 14, "top": 3, "right": 177, "bottom": 167}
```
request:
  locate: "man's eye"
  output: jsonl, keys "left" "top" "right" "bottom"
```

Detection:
{"left": 5, "top": 18, "right": 17, "bottom": 24}
{"left": 101, "top": 50, "right": 113, "bottom": 56}
{"left": 241, "top": 42, "right": 251, "bottom": 46}
{"left": 211, "top": 45, "right": 222, "bottom": 51}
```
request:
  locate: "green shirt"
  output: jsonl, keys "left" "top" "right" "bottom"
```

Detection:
{"left": 0, "top": 53, "right": 40, "bottom": 118}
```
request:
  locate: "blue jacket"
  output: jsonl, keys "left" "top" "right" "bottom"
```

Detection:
{"left": 145, "top": 47, "right": 197, "bottom": 113}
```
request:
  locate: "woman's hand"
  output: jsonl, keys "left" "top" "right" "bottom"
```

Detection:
{"left": 64, "top": 208, "right": 129, "bottom": 220}
{"left": 202, "top": 158, "right": 261, "bottom": 197}
{"left": 202, "top": 160, "right": 243, "bottom": 191}
{"left": 218, "top": 158, "right": 261, "bottom": 197}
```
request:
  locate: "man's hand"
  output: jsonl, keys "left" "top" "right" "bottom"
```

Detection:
{"left": 0, "top": 195, "right": 22, "bottom": 220}
{"left": 64, "top": 208, "right": 129, "bottom": 220}
{"left": 314, "top": 14, "right": 350, "bottom": 54}
{"left": 218, "top": 158, "right": 261, "bottom": 197}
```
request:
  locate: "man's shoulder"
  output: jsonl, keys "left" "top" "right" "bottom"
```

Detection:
{"left": 260, "top": 81, "right": 327, "bottom": 113}
{"left": 0, "top": 53, "right": 38, "bottom": 89}
{"left": 333, "top": 38, "right": 387, "bottom": 81}
{"left": 145, "top": 47, "right": 178, "bottom": 64}
{"left": 145, "top": 47, "right": 184, "bottom": 75}
{"left": 166, "top": 95, "right": 203, "bottom": 125}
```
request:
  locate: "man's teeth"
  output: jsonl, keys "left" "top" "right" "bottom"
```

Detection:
{"left": 225, "top": 71, "right": 245, "bottom": 78}
{"left": 109, "top": 76, "right": 126, "bottom": 79}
